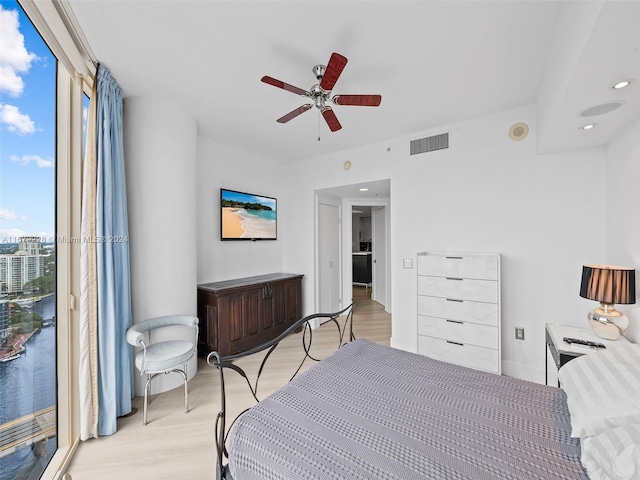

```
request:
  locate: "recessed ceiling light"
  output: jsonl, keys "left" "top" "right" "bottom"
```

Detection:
{"left": 580, "top": 123, "right": 598, "bottom": 130}
{"left": 612, "top": 80, "right": 632, "bottom": 89}
{"left": 359, "top": 188, "right": 369, "bottom": 192}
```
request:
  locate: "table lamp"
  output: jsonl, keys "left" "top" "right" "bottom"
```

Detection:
{"left": 579, "top": 264, "right": 636, "bottom": 340}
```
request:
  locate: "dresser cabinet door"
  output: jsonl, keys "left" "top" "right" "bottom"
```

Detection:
{"left": 218, "top": 289, "right": 261, "bottom": 355}
{"left": 272, "top": 280, "right": 303, "bottom": 327}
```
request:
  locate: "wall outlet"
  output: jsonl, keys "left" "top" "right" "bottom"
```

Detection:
{"left": 515, "top": 327, "right": 525, "bottom": 340}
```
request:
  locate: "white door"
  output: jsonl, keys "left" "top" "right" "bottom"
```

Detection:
{"left": 318, "top": 198, "right": 341, "bottom": 313}
{"left": 372, "top": 206, "right": 387, "bottom": 308}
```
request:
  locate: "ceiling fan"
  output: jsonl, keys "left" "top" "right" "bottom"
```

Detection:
{"left": 261, "top": 52, "right": 382, "bottom": 132}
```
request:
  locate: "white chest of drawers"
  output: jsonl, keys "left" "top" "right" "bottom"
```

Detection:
{"left": 417, "top": 252, "right": 501, "bottom": 374}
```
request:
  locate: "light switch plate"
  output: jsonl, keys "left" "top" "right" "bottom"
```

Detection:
{"left": 403, "top": 258, "right": 413, "bottom": 269}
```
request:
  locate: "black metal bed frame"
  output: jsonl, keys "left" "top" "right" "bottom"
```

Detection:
{"left": 206, "top": 303, "right": 355, "bottom": 480}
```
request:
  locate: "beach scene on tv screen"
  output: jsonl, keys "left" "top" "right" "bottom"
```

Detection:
{"left": 221, "top": 190, "right": 277, "bottom": 239}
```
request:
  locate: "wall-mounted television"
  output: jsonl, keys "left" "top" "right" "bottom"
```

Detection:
{"left": 220, "top": 188, "right": 277, "bottom": 241}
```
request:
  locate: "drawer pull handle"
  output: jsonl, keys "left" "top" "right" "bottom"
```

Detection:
{"left": 446, "top": 277, "right": 463, "bottom": 281}
{"left": 446, "top": 298, "right": 463, "bottom": 303}
{"left": 446, "top": 340, "right": 464, "bottom": 346}
{"left": 446, "top": 319, "right": 464, "bottom": 324}
{"left": 445, "top": 256, "right": 463, "bottom": 259}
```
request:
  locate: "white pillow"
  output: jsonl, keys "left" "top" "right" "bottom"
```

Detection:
{"left": 581, "top": 424, "right": 640, "bottom": 480}
{"left": 558, "top": 343, "right": 640, "bottom": 438}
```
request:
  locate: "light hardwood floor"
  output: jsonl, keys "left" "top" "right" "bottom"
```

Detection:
{"left": 64, "top": 286, "right": 390, "bottom": 479}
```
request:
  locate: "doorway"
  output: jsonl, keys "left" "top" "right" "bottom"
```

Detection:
{"left": 314, "top": 179, "right": 391, "bottom": 318}
{"left": 352, "top": 204, "right": 389, "bottom": 311}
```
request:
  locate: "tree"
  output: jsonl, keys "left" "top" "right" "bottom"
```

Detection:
{"left": 9, "top": 304, "right": 43, "bottom": 332}
{"left": 22, "top": 275, "right": 55, "bottom": 294}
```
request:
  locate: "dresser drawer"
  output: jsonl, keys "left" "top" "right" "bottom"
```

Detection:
{"left": 417, "top": 276, "right": 498, "bottom": 303}
{"left": 417, "top": 315, "right": 498, "bottom": 349}
{"left": 417, "top": 335, "right": 500, "bottom": 374}
{"left": 417, "top": 253, "right": 498, "bottom": 280}
{"left": 417, "top": 296, "right": 498, "bottom": 327}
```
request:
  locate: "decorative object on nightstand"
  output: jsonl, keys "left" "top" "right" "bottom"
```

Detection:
{"left": 579, "top": 265, "right": 636, "bottom": 341}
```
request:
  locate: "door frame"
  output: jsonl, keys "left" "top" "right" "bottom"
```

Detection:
{"left": 342, "top": 198, "right": 391, "bottom": 313}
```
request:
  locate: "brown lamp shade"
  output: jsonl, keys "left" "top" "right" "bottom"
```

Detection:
{"left": 580, "top": 265, "right": 636, "bottom": 305}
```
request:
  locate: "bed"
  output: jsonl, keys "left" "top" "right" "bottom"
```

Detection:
{"left": 208, "top": 307, "right": 640, "bottom": 480}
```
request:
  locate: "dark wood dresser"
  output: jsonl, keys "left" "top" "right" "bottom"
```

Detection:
{"left": 197, "top": 273, "right": 303, "bottom": 357}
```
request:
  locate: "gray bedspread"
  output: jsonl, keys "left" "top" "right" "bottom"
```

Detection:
{"left": 227, "top": 338, "right": 588, "bottom": 480}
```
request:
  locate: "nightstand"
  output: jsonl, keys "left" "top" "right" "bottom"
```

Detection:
{"left": 545, "top": 323, "right": 631, "bottom": 386}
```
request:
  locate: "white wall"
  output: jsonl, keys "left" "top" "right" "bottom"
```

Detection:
{"left": 124, "top": 96, "right": 198, "bottom": 395}
{"left": 196, "top": 137, "right": 283, "bottom": 284}
{"left": 605, "top": 114, "right": 640, "bottom": 343}
{"left": 280, "top": 104, "right": 607, "bottom": 383}
{"left": 282, "top": 141, "right": 396, "bottom": 318}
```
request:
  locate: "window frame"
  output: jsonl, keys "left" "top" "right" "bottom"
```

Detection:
{"left": 17, "top": 1, "right": 95, "bottom": 478}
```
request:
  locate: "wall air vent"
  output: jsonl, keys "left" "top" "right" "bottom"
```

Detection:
{"left": 410, "top": 132, "right": 449, "bottom": 155}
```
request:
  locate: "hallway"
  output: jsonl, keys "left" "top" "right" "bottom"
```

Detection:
{"left": 351, "top": 285, "right": 391, "bottom": 346}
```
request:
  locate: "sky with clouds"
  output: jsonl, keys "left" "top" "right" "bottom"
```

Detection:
{"left": 0, "top": 0, "right": 56, "bottom": 242}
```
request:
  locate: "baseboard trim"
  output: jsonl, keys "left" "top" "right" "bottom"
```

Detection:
{"left": 501, "top": 359, "right": 546, "bottom": 385}
{"left": 390, "top": 336, "right": 416, "bottom": 353}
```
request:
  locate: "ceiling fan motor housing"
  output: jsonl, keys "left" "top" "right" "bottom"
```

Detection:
{"left": 309, "top": 84, "right": 328, "bottom": 108}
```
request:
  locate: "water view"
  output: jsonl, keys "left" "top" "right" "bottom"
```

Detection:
{"left": 0, "top": 295, "right": 56, "bottom": 479}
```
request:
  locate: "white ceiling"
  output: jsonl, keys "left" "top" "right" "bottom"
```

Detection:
{"left": 66, "top": 0, "right": 640, "bottom": 163}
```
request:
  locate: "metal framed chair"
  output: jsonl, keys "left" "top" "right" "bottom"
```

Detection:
{"left": 126, "top": 315, "right": 199, "bottom": 425}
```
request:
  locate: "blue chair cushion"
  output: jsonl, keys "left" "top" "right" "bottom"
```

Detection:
{"left": 135, "top": 340, "right": 194, "bottom": 373}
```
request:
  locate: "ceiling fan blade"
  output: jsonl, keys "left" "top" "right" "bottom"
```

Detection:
{"left": 261, "top": 76, "right": 308, "bottom": 96}
{"left": 333, "top": 94, "right": 382, "bottom": 107}
{"left": 321, "top": 107, "right": 342, "bottom": 132}
{"left": 276, "top": 104, "right": 312, "bottom": 123}
{"left": 319, "top": 53, "right": 347, "bottom": 92}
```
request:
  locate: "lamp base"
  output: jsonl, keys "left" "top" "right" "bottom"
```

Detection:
{"left": 587, "top": 305, "right": 629, "bottom": 341}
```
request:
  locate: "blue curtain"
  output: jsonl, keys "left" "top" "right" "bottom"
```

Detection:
{"left": 96, "top": 66, "right": 132, "bottom": 435}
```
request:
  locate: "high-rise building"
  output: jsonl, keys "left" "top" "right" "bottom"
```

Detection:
{"left": 0, "top": 237, "right": 45, "bottom": 293}
{"left": 18, "top": 236, "right": 42, "bottom": 255}
{"left": 0, "top": 298, "right": 9, "bottom": 343}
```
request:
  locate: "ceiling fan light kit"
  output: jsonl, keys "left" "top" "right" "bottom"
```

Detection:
{"left": 261, "top": 52, "right": 382, "bottom": 133}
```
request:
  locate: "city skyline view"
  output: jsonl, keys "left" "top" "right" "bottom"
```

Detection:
{"left": 0, "top": 0, "right": 56, "bottom": 243}
{"left": 1, "top": 4, "right": 59, "bottom": 477}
